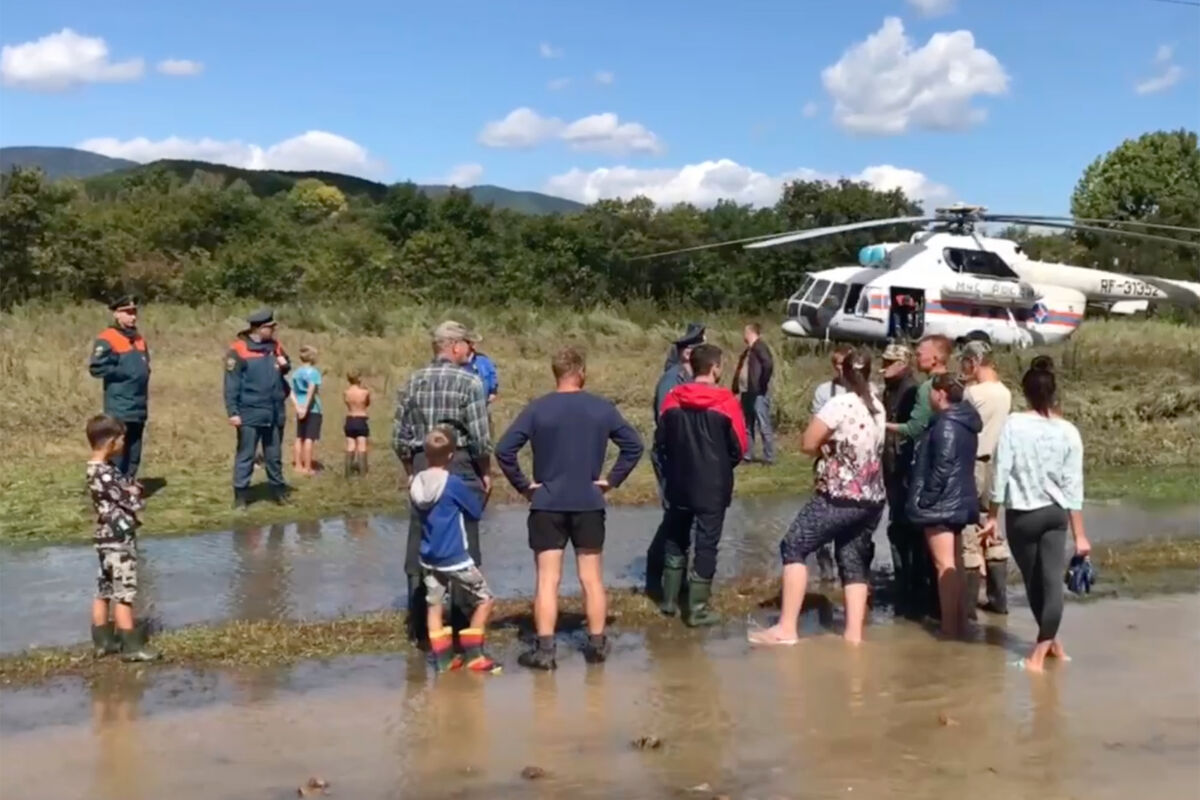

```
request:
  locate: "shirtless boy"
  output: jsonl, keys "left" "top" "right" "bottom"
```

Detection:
{"left": 343, "top": 368, "right": 371, "bottom": 477}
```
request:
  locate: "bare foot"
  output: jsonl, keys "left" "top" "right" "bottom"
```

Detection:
{"left": 748, "top": 625, "right": 799, "bottom": 646}
{"left": 1048, "top": 640, "right": 1071, "bottom": 661}
{"left": 843, "top": 633, "right": 863, "bottom": 646}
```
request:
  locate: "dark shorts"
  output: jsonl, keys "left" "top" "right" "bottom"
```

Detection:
{"left": 296, "top": 412, "right": 323, "bottom": 440}
{"left": 343, "top": 416, "right": 369, "bottom": 438}
{"left": 528, "top": 510, "right": 606, "bottom": 553}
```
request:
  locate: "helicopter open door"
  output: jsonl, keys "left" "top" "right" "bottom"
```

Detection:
{"left": 888, "top": 287, "right": 925, "bottom": 341}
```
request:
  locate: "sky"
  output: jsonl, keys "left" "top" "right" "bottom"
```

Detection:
{"left": 1, "top": 0, "right": 1197, "bottom": 214}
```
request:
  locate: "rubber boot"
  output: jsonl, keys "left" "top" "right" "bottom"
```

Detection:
{"left": 582, "top": 633, "right": 609, "bottom": 664}
{"left": 405, "top": 574, "right": 429, "bottom": 646}
{"left": 518, "top": 637, "right": 557, "bottom": 671}
{"left": 118, "top": 627, "right": 161, "bottom": 662}
{"left": 91, "top": 623, "right": 120, "bottom": 658}
{"left": 344, "top": 453, "right": 355, "bottom": 478}
{"left": 232, "top": 489, "right": 248, "bottom": 511}
{"left": 964, "top": 570, "right": 980, "bottom": 622}
{"left": 684, "top": 576, "right": 720, "bottom": 628}
{"left": 983, "top": 560, "right": 1009, "bottom": 615}
{"left": 659, "top": 555, "right": 686, "bottom": 617}
{"left": 358, "top": 452, "right": 368, "bottom": 475}
{"left": 460, "top": 628, "right": 500, "bottom": 673}
{"left": 429, "top": 626, "right": 456, "bottom": 673}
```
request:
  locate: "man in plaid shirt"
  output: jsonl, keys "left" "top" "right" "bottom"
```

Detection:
{"left": 394, "top": 320, "right": 493, "bottom": 643}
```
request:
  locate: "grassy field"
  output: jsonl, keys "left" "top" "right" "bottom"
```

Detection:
{"left": 1, "top": 535, "right": 1196, "bottom": 687}
{"left": 0, "top": 302, "right": 1197, "bottom": 544}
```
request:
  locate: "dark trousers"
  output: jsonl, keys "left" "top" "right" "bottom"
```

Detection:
{"left": 888, "top": 517, "right": 939, "bottom": 618}
{"left": 116, "top": 420, "right": 145, "bottom": 479}
{"left": 663, "top": 507, "right": 725, "bottom": 581}
{"left": 1007, "top": 505, "right": 1068, "bottom": 642}
{"left": 405, "top": 450, "right": 485, "bottom": 642}
{"left": 233, "top": 424, "right": 284, "bottom": 490}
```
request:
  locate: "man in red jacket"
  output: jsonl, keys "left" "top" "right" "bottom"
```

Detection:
{"left": 655, "top": 344, "right": 748, "bottom": 626}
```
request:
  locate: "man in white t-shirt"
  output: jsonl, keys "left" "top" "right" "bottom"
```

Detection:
{"left": 960, "top": 340, "right": 1012, "bottom": 615}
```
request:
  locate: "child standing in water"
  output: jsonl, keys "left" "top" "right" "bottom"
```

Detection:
{"left": 410, "top": 426, "right": 498, "bottom": 674}
{"left": 86, "top": 414, "right": 160, "bottom": 662}
{"left": 291, "top": 346, "right": 323, "bottom": 475}
{"left": 343, "top": 368, "right": 371, "bottom": 477}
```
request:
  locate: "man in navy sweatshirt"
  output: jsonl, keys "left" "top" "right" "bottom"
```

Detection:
{"left": 410, "top": 426, "right": 497, "bottom": 674}
{"left": 496, "top": 347, "right": 644, "bottom": 670}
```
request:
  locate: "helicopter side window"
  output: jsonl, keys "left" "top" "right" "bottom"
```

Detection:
{"left": 843, "top": 283, "right": 865, "bottom": 313}
{"left": 942, "top": 248, "right": 1019, "bottom": 279}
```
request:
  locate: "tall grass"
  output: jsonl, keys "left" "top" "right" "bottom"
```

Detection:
{"left": 0, "top": 302, "right": 1196, "bottom": 541}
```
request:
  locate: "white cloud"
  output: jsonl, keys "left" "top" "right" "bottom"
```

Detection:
{"left": 444, "top": 163, "right": 484, "bottom": 186}
{"left": 544, "top": 158, "right": 953, "bottom": 209}
{"left": 156, "top": 58, "right": 203, "bottom": 77}
{"left": 477, "top": 107, "right": 565, "bottom": 148}
{"left": 802, "top": 100, "right": 820, "bottom": 118}
{"left": 561, "top": 112, "right": 663, "bottom": 155}
{"left": 77, "top": 130, "right": 385, "bottom": 177}
{"left": 594, "top": 70, "right": 615, "bottom": 86}
{"left": 906, "top": 0, "right": 956, "bottom": 17}
{"left": 547, "top": 76, "right": 571, "bottom": 91}
{"left": 821, "top": 17, "right": 1008, "bottom": 135}
{"left": 1137, "top": 45, "right": 1183, "bottom": 95}
{"left": 1136, "top": 64, "right": 1183, "bottom": 95}
{"left": 478, "top": 107, "right": 664, "bottom": 155}
{"left": 539, "top": 41, "right": 563, "bottom": 59}
{"left": 1, "top": 28, "right": 144, "bottom": 91}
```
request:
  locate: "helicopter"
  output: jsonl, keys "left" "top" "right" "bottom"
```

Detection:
{"left": 635, "top": 204, "right": 1200, "bottom": 347}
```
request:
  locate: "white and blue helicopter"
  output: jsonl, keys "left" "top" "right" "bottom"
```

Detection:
{"left": 639, "top": 204, "right": 1200, "bottom": 348}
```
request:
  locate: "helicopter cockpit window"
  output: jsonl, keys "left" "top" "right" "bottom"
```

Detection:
{"left": 942, "top": 248, "right": 1019, "bottom": 279}
{"left": 794, "top": 276, "right": 814, "bottom": 301}
{"left": 805, "top": 279, "right": 830, "bottom": 304}
{"left": 822, "top": 283, "right": 847, "bottom": 312}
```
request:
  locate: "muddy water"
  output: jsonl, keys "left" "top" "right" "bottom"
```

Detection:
{"left": 1, "top": 595, "right": 1197, "bottom": 799}
{"left": 1, "top": 499, "right": 1197, "bottom": 653}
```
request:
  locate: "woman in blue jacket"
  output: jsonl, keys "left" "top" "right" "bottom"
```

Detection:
{"left": 906, "top": 373, "right": 982, "bottom": 639}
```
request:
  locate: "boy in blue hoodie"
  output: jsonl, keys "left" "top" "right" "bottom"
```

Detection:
{"left": 410, "top": 425, "right": 498, "bottom": 673}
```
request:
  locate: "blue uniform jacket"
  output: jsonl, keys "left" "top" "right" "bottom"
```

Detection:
{"left": 223, "top": 334, "right": 291, "bottom": 427}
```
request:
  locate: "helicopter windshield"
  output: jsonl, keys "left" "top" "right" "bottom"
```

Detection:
{"left": 805, "top": 279, "right": 830, "bottom": 304}
{"left": 943, "top": 247, "right": 1019, "bottom": 279}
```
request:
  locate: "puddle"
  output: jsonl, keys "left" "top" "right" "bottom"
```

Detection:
{"left": 1, "top": 498, "right": 1196, "bottom": 653}
{"left": 0, "top": 595, "right": 1197, "bottom": 800}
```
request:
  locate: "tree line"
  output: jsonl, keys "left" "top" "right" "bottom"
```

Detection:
{"left": 2, "top": 129, "right": 1195, "bottom": 312}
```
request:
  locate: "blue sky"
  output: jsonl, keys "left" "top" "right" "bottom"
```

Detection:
{"left": 1, "top": 0, "right": 1197, "bottom": 213}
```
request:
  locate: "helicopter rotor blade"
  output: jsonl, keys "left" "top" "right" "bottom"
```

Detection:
{"left": 984, "top": 214, "right": 1200, "bottom": 236}
{"left": 743, "top": 215, "right": 937, "bottom": 250}
{"left": 625, "top": 231, "right": 809, "bottom": 261}
{"left": 985, "top": 217, "right": 1200, "bottom": 249}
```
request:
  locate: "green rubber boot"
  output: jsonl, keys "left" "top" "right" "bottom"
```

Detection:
{"left": 91, "top": 623, "right": 120, "bottom": 658}
{"left": 118, "top": 627, "right": 162, "bottom": 663}
{"left": 659, "top": 555, "right": 686, "bottom": 617}
{"left": 684, "top": 576, "right": 720, "bottom": 628}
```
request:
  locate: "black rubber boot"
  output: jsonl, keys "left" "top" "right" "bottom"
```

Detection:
{"left": 684, "top": 576, "right": 720, "bottom": 628}
{"left": 582, "top": 634, "right": 609, "bottom": 664}
{"left": 518, "top": 637, "right": 557, "bottom": 671}
{"left": 659, "top": 555, "right": 686, "bottom": 617}
{"left": 359, "top": 452, "right": 368, "bottom": 475}
{"left": 983, "top": 559, "right": 1009, "bottom": 615}
{"left": 405, "top": 574, "right": 429, "bottom": 646}
{"left": 118, "top": 627, "right": 162, "bottom": 662}
{"left": 232, "top": 489, "right": 248, "bottom": 511}
{"left": 91, "top": 623, "right": 120, "bottom": 658}
{"left": 964, "top": 570, "right": 980, "bottom": 622}
{"left": 344, "top": 453, "right": 355, "bottom": 478}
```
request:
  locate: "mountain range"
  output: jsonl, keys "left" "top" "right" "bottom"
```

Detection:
{"left": 0, "top": 146, "right": 586, "bottom": 215}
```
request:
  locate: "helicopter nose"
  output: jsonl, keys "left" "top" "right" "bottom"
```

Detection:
{"left": 781, "top": 318, "right": 811, "bottom": 337}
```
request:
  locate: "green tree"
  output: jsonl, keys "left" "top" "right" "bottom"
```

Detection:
{"left": 1070, "top": 129, "right": 1200, "bottom": 279}
{"left": 287, "top": 178, "right": 347, "bottom": 224}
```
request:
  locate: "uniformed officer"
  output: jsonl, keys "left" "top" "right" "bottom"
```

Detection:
{"left": 88, "top": 296, "right": 151, "bottom": 478}
{"left": 224, "top": 308, "right": 291, "bottom": 509}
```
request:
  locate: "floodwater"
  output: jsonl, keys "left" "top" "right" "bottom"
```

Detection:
{"left": 1, "top": 498, "right": 1197, "bottom": 653}
{"left": 1, "top": 595, "right": 1197, "bottom": 799}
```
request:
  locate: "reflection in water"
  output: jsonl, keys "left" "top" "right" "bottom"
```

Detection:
{"left": 0, "top": 596, "right": 1197, "bottom": 799}
{"left": 1, "top": 498, "right": 1197, "bottom": 653}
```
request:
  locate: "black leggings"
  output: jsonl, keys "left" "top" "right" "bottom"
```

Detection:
{"left": 1006, "top": 505, "right": 1068, "bottom": 643}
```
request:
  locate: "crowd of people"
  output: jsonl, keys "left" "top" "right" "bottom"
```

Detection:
{"left": 83, "top": 299, "right": 1090, "bottom": 674}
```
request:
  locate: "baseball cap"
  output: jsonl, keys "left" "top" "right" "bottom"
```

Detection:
{"left": 881, "top": 343, "right": 911, "bottom": 363}
{"left": 431, "top": 320, "right": 477, "bottom": 343}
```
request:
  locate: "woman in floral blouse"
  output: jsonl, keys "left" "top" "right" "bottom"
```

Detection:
{"left": 750, "top": 348, "right": 886, "bottom": 646}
